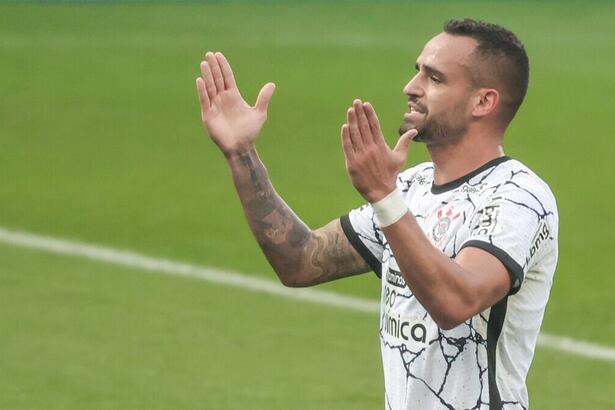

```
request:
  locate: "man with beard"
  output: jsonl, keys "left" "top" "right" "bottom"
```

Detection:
{"left": 195, "top": 18, "right": 558, "bottom": 410}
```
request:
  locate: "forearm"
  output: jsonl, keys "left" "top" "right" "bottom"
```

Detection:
{"left": 225, "top": 148, "right": 368, "bottom": 286}
{"left": 196, "top": 52, "right": 357, "bottom": 285}
{"left": 226, "top": 147, "right": 312, "bottom": 283}
{"left": 382, "top": 213, "right": 478, "bottom": 328}
{"left": 338, "top": 99, "right": 509, "bottom": 327}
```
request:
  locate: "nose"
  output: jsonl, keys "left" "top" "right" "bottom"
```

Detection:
{"left": 403, "top": 73, "right": 423, "bottom": 98}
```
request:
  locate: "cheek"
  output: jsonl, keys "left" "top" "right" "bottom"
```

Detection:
{"left": 424, "top": 94, "right": 447, "bottom": 118}
{"left": 439, "top": 93, "right": 471, "bottom": 118}
{"left": 427, "top": 96, "right": 468, "bottom": 126}
{"left": 425, "top": 86, "right": 452, "bottom": 110}
{"left": 425, "top": 83, "right": 472, "bottom": 121}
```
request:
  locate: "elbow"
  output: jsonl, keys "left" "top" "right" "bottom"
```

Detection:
{"left": 268, "top": 244, "right": 319, "bottom": 288}
{"left": 430, "top": 305, "right": 474, "bottom": 331}
{"left": 429, "top": 289, "right": 480, "bottom": 330}
{"left": 434, "top": 316, "right": 464, "bottom": 331}
{"left": 280, "top": 277, "right": 305, "bottom": 288}
{"left": 276, "top": 268, "right": 312, "bottom": 288}
{"left": 277, "top": 272, "right": 302, "bottom": 288}
{"left": 266, "top": 257, "right": 306, "bottom": 287}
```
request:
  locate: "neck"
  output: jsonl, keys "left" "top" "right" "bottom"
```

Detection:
{"left": 427, "top": 129, "right": 505, "bottom": 185}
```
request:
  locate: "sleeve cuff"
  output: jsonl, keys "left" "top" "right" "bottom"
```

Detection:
{"left": 340, "top": 214, "right": 382, "bottom": 278}
{"left": 459, "top": 240, "right": 524, "bottom": 295}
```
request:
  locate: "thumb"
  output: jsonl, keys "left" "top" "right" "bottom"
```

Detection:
{"left": 393, "top": 129, "right": 418, "bottom": 157}
{"left": 255, "top": 82, "right": 276, "bottom": 113}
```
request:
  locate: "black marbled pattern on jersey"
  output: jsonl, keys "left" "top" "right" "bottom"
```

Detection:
{"left": 343, "top": 158, "right": 558, "bottom": 410}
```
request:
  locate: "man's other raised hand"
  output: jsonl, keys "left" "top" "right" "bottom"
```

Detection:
{"left": 196, "top": 52, "right": 275, "bottom": 158}
{"left": 341, "top": 99, "right": 418, "bottom": 203}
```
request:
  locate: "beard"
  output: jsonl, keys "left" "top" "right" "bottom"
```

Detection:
{"left": 399, "top": 104, "right": 468, "bottom": 145}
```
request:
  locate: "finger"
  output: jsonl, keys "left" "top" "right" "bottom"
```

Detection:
{"left": 363, "top": 102, "right": 385, "bottom": 146}
{"left": 255, "top": 82, "right": 276, "bottom": 113}
{"left": 393, "top": 129, "right": 418, "bottom": 157}
{"left": 352, "top": 99, "right": 374, "bottom": 145}
{"left": 200, "top": 61, "right": 217, "bottom": 101}
{"left": 206, "top": 51, "right": 225, "bottom": 93}
{"left": 215, "top": 52, "right": 237, "bottom": 90}
{"left": 341, "top": 124, "right": 356, "bottom": 161}
{"left": 195, "top": 77, "right": 210, "bottom": 112}
{"left": 347, "top": 107, "right": 363, "bottom": 150}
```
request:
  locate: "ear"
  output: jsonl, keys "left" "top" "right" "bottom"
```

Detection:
{"left": 471, "top": 88, "right": 499, "bottom": 118}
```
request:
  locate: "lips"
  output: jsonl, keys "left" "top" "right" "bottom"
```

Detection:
{"left": 408, "top": 103, "right": 426, "bottom": 114}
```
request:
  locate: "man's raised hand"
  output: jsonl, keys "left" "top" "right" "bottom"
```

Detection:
{"left": 196, "top": 52, "right": 275, "bottom": 157}
{"left": 341, "top": 99, "right": 418, "bottom": 203}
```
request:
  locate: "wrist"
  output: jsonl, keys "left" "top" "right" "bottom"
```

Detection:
{"left": 224, "top": 144, "right": 257, "bottom": 161}
{"left": 371, "top": 188, "right": 408, "bottom": 228}
{"left": 365, "top": 185, "right": 396, "bottom": 203}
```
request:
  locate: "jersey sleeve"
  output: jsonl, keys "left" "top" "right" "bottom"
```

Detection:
{"left": 340, "top": 203, "right": 385, "bottom": 277}
{"left": 459, "top": 181, "right": 558, "bottom": 295}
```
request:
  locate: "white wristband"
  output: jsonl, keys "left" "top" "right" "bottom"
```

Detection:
{"left": 371, "top": 188, "right": 408, "bottom": 228}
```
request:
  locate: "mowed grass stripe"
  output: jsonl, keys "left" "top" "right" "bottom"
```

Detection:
{"left": 1, "top": 225, "right": 613, "bottom": 362}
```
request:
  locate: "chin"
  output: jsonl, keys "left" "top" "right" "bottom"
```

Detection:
{"left": 412, "top": 131, "right": 429, "bottom": 143}
{"left": 399, "top": 120, "right": 425, "bottom": 140}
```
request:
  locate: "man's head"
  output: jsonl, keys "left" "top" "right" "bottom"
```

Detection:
{"left": 399, "top": 19, "right": 529, "bottom": 145}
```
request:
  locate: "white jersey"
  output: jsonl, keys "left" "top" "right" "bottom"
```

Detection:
{"left": 340, "top": 157, "right": 558, "bottom": 410}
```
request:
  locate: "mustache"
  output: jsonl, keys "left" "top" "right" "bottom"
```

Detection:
{"left": 408, "top": 99, "right": 427, "bottom": 113}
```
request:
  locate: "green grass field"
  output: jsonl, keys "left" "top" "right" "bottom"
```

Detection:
{"left": 1, "top": 1, "right": 614, "bottom": 409}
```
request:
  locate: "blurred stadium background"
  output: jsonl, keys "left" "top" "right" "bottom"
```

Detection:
{"left": 1, "top": 1, "right": 614, "bottom": 409}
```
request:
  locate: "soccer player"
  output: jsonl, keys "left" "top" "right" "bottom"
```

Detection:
{"left": 195, "top": 18, "right": 558, "bottom": 410}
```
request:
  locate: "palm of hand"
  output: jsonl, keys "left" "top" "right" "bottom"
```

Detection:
{"left": 204, "top": 89, "right": 264, "bottom": 151}
{"left": 341, "top": 99, "right": 417, "bottom": 202}
{"left": 196, "top": 52, "right": 275, "bottom": 156}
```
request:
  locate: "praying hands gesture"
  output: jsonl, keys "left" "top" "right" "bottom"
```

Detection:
{"left": 195, "top": 51, "right": 276, "bottom": 158}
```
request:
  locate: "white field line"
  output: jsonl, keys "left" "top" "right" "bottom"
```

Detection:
{"left": 0, "top": 226, "right": 613, "bottom": 363}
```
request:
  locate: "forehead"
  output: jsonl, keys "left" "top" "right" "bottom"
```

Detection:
{"left": 417, "top": 32, "right": 478, "bottom": 75}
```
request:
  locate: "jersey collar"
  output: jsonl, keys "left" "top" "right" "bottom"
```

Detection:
{"left": 430, "top": 156, "right": 512, "bottom": 195}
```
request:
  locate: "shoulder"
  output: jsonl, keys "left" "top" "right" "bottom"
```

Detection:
{"left": 475, "top": 159, "right": 560, "bottom": 246}
{"left": 486, "top": 159, "right": 558, "bottom": 213}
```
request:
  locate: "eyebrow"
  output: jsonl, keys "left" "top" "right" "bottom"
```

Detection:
{"left": 415, "top": 62, "right": 447, "bottom": 81}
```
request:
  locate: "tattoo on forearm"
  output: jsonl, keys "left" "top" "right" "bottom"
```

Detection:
{"left": 238, "top": 152, "right": 275, "bottom": 218}
{"left": 231, "top": 149, "right": 368, "bottom": 286}
{"left": 305, "top": 228, "right": 368, "bottom": 283}
{"left": 235, "top": 150, "right": 310, "bottom": 259}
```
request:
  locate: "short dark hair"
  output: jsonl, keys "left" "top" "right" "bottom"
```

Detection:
{"left": 443, "top": 18, "right": 529, "bottom": 125}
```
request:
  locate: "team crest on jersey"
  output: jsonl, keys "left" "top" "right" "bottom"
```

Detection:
{"left": 431, "top": 206, "right": 461, "bottom": 245}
